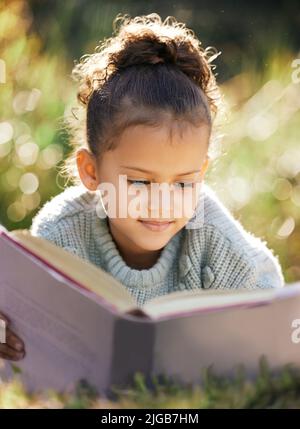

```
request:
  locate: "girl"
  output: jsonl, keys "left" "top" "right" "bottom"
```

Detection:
{"left": 0, "top": 13, "right": 284, "bottom": 362}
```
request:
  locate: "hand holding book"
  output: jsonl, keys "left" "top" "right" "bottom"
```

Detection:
{"left": 0, "top": 310, "right": 25, "bottom": 361}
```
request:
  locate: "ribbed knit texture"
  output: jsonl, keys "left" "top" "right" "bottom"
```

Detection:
{"left": 30, "top": 183, "right": 285, "bottom": 307}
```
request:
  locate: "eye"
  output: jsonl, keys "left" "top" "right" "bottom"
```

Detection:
{"left": 127, "top": 180, "right": 195, "bottom": 188}
{"left": 174, "top": 182, "right": 195, "bottom": 189}
{"left": 127, "top": 179, "right": 150, "bottom": 186}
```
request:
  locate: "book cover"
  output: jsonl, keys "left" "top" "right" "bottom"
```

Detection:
{"left": 1, "top": 225, "right": 300, "bottom": 395}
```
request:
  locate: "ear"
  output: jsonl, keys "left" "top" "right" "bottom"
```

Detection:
{"left": 200, "top": 155, "right": 210, "bottom": 178}
{"left": 76, "top": 148, "right": 98, "bottom": 191}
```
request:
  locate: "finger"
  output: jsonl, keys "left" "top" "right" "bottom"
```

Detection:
{"left": 0, "top": 344, "right": 25, "bottom": 360}
{"left": 0, "top": 350, "right": 25, "bottom": 361}
{"left": 5, "top": 328, "right": 25, "bottom": 352}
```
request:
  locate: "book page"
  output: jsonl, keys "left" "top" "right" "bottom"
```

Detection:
{"left": 6, "top": 229, "right": 137, "bottom": 314}
{"left": 142, "top": 283, "right": 300, "bottom": 320}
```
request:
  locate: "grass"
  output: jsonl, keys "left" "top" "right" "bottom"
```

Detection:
{"left": 1, "top": 357, "right": 300, "bottom": 408}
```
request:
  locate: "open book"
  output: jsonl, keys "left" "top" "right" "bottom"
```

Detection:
{"left": 1, "top": 224, "right": 300, "bottom": 395}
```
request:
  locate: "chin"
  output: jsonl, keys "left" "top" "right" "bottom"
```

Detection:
{"left": 132, "top": 232, "right": 175, "bottom": 252}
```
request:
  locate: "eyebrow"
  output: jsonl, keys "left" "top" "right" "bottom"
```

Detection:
{"left": 120, "top": 166, "right": 200, "bottom": 176}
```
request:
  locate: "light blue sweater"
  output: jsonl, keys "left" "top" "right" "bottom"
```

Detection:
{"left": 30, "top": 183, "right": 285, "bottom": 307}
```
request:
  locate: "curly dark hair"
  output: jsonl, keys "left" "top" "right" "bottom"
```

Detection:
{"left": 61, "top": 13, "right": 223, "bottom": 185}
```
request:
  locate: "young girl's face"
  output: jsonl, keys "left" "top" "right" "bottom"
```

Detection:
{"left": 77, "top": 121, "right": 210, "bottom": 254}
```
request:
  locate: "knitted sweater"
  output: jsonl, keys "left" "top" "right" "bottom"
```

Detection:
{"left": 30, "top": 183, "right": 285, "bottom": 307}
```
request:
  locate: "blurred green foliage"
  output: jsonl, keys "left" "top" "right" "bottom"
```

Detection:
{"left": 0, "top": 3, "right": 299, "bottom": 277}
{"left": 0, "top": 0, "right": 72, "bottom": 232}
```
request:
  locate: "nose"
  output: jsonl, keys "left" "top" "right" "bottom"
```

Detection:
{"left": 147, "top": 189, "right": 175, "bottom": 219}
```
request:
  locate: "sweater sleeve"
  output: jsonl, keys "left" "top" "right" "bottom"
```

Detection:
{"left": 30, "top": 217, "right": 82, "bottom": 260}
{"left": 30, "top": 207, "right": 89, "bottom": 261}
{"left": 199, "top": 183, "right": 285, "bottom": 290}
{"left": 247, "top": 235, "right": 285, "bottom": 289}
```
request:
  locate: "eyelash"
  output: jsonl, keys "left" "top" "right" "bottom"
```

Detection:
{"left": 127, "top": 180, "right": 194, "bottom": 188}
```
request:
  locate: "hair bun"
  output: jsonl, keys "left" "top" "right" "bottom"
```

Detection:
{"left": 72, "top": 13, "right": 221, "bottom": 113}
{"left": 111, "top": 35, "right": 178, "bottom": 70}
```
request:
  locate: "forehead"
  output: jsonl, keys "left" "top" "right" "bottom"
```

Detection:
{"left": 104, "top": 122, "right": 209, "bottom": 175}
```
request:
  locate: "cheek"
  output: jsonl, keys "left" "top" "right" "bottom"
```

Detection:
{"left": 173, "top": 187, "right": 200, "bottom": 220}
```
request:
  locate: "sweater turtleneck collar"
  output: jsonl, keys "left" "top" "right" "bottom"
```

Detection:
{"left": 92, "top": 214, "right": 184, "bottom": 290}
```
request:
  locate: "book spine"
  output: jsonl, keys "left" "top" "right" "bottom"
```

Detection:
{"left": 108, "top": 316, "right": 155, "bottom": 393}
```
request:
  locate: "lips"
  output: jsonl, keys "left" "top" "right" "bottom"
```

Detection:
{"left": 138, "top": 219, "right": 175, "bottom": 232}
